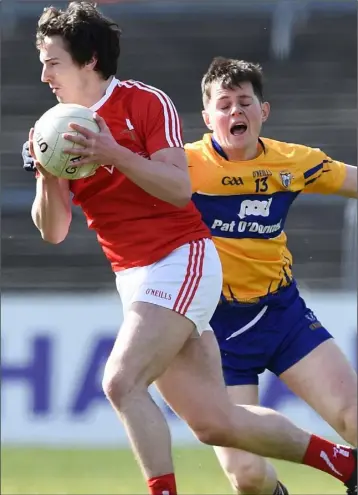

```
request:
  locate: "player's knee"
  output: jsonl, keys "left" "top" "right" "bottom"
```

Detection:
{"left": 234, "top": 456, "right": 268, "bottom": 494}
{"left": 190, "top": 411, "right": 235, "bottom": 447}
{"left": 221, "top": 451, "right": 275, "bottom": 494}
{"left": 102, "top": 366, "right": 138, "bottom": 408}
{"left": 338, "top": 402, "right": 357, "bottom": 446}
{"left": 194, "top": 425, "right": 230, "bottom": 447}
{"left": 226, "top": 451, "right": 265, "bottom": 493}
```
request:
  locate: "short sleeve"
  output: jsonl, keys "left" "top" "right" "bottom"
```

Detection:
{"left": 302, "top": 149, "right": 347, "bottom": 194}
{"left": 138, "top": 86, "right": 184, "bottom": 156}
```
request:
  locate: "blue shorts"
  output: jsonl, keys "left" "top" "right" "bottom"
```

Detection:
{"left": 210, "top": 282, "right": 333, "bottom": 386}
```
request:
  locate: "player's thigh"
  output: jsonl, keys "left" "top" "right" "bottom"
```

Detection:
{"left": 155, "top": 329, "right": 234, "bottom": 435}
{"left": 104, "top": 302, "right": 196, "bottom": 393}
{"left": 156, "top": 333, "right": 271, "bottom": 448}
{"left": 226, "top": 384, "right": 259, "bottom": 406}
{"left": 279, "top": 338, "right": 357, "bottom": 430}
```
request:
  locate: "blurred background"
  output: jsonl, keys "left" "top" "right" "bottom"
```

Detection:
{"left": 1, "top": 0, "right": 357, "bottom": 493}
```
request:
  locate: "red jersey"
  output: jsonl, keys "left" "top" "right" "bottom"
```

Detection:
{"left": 69, "top": 78, "right": 210, "bottom": 271}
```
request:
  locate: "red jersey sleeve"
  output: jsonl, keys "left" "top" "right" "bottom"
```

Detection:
{"left": 135, "top": 84, "right": 184, "bottom": 156}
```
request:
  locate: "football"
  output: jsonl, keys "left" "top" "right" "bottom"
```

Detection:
{"left": 33, "top": 103, "right": 100, "bottom": 180}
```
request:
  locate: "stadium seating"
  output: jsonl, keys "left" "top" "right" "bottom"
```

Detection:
{"left": 2, "top": 1, "right": 356, "bottom": 290}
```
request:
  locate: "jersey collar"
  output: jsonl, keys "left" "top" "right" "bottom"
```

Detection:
{"left": 211, "top": 135, "right": 266, "bottom": 161}
{"left": 90, "top": 77, "right": 120, "bottom": 112}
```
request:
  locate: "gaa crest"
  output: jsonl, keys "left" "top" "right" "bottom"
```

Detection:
{"left": 280, "top": 171, "right": 293, "bottom": 188}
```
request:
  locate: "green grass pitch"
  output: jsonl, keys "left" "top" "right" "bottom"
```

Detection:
{"left": 1, "top": 446, "right": 345, "bottom": 494}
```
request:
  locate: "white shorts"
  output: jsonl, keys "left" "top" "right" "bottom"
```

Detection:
{"left": 115, "top": 238, "right": 222, "bottom": 333}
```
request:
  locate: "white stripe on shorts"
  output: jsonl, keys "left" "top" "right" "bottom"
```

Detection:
{"left": 226, "top": 305, "right": 269, "bottom": 341}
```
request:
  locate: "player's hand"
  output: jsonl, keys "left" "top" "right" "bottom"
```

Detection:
{"left": 62, "top": 113, "right": 126, "bottom": 167}
{"left": 24, "top": 128, "right": 55, "bottom": 179}
{"left": 22, "top": 139, "right": 36, "bottom": 172}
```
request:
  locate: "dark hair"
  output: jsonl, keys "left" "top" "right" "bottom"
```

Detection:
{"left": 36, "top": 1, "right": 121, "bottom": 79}
{"left": 202, "top": 57, "right": 264, "bottom": 106}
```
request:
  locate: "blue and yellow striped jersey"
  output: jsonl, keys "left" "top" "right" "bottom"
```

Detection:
{"left": 185, "top": 133, "right": 347, "bottom": 303}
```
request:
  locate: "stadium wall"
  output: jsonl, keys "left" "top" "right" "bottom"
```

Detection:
{"left": 2, "top": 291, "right": 356, "bottom": 447}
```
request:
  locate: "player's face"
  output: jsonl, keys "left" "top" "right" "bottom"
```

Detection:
{"left": 203, "top": 81, "right": 270, "bottom": 160}
{"left": 39, "top": 36, "right": 96, "bottom": 104}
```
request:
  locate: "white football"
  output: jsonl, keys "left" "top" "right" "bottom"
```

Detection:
{"left": 33, "top": 103, "right": 100, "bottom": 180}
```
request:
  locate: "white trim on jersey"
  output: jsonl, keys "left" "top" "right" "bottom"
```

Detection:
{"left": 90, "top": 77, "right": 120, "bottom": 112}
{"left": 120, "top": 80, "right": 183, "bottom": 148}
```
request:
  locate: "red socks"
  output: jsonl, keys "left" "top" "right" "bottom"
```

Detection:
{"left": 148, "top": 473, "right": 177, "bottom": 495}
{"left": 146, "top": 436, "right": 355, "bottom": 494}
{"left": 303, "top": 434, "right": 355, "bottom": 482}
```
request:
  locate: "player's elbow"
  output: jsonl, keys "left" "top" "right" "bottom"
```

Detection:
{"left": 31, "top": 203, "right": 71, "bottom": 244}
{"left": 40, "top": 219, "right": 71, "bottom": 244}
{"left": 41, "top": 229, "right": 68, "bottom": 244}
{"left": 32, "top": 212, "right": 71, "bottom": 244}
{"left": 172, "top": 194, "right": 191, "bottom": 208}
{"left": 172, "top": 181, "right": 192, "bottom": 208}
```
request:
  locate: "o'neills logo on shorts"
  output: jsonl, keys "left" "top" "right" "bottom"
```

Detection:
{"left": 146, "top": 288, "right": 172, "bottom": 301}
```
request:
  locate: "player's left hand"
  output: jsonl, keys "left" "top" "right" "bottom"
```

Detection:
{"left": 63, "top": 113, "right": 127, "bottom": 167}
{"left": 22, "top": 140, "right": 36, "bottom": 172}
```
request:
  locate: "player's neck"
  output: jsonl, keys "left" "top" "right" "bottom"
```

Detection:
{"left": 225, "top": 141, "right": 262, "bottom": 162}
{"left": 78, "top": 76, "right": 115, "bottom": 108}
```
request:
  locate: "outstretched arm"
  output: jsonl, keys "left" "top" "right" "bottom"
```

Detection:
{"left": 336, "top": 164, "right": 357, "bottom": 198}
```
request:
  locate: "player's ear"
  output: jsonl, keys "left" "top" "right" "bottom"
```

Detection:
{"left": 261, "top": 102, "right": 270, "bottom": 123}
{"left": 85, "top": 56, "right": 98, "bottom": 72}
{"left": 202, "top": 110, "right": 213, "bottom": 131}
